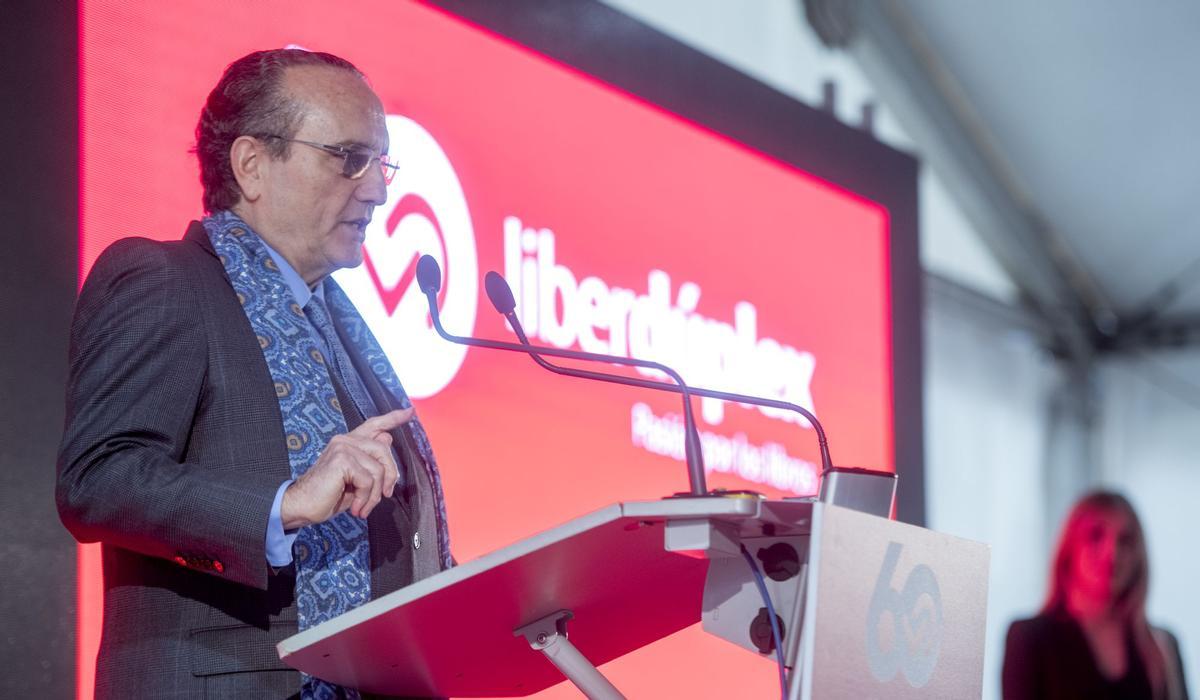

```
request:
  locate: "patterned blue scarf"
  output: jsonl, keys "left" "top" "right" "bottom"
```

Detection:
{"left": 204, "top": 210, "right": 451, "bottom": 696}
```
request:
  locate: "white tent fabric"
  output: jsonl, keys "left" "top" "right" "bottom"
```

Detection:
{"left": 600, "top": 0, "right": 1197, "bottom": 695}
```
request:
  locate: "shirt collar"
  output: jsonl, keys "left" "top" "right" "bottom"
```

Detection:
{"left": 258, "top": 236, "right": 324, "bottom": 307}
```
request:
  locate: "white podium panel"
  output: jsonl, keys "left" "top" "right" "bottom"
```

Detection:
{"left": 799, "top": 504, "right": 990, "bottom": 699}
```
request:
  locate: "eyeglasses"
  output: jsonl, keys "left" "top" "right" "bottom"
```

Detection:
{"left": 261, "top": 135, "right": 398, "bottom": 184}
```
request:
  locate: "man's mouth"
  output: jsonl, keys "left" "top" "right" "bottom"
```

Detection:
{"left": 345, "top": 218, "right": 370, "bottom": 234}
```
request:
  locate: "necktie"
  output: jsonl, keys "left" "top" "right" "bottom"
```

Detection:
{"left": 305, "top": 294, "right": 377, "bottom": 424}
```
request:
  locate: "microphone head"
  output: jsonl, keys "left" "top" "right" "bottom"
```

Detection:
{"left": 416, "top": 255, "right": 442, "bottom": 294}
{"left": 484, "top": 271, "right": 517, "bottom": 314}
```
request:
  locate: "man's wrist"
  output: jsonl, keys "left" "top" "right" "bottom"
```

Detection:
{"left": 279, "top": 480, "right": 307, "bottom": 531}
{"left": 266, "top": 479, "right": 298, "bottom": 566}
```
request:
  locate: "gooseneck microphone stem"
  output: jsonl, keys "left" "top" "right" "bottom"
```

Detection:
{"left": 483, "top": 271, "right": 835, "bottom": 476}
{"left": 417, "top": 260, "right": 708, "bottom": 496}
{"left": 503, "top": 310, "right": 834, "bottom": 475}
{"left": 425, "top": 300, "right": 709, "bottom": 495}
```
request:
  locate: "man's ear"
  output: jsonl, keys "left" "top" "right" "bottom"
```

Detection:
{"left": 229, "top": 135, "right": 266, "bottom": 202}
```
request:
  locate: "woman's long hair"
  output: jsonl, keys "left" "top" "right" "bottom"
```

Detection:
{"left": 1043, "top": 491, "right": 1169, "bottom": 698}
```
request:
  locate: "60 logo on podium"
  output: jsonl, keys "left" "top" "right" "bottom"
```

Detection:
{"left": 865, "top": 541, "right": 944, "bottom": 688}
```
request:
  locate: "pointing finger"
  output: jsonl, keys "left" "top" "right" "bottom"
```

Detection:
{"left": 353, "top": 407, "right": 414, "bottom": 438}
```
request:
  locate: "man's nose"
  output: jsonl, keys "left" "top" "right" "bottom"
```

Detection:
{"left": 357, "top": 161, "right": 389, "bottom": 205}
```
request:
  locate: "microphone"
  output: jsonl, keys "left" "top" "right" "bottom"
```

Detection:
{"left": 417, "top": 256, "right": 710, "bottom": 496}
{"left": 482, "top": 270, "right": 835, "bottom": 476}
{"left": 486, "top": 272, "right": 585, "bottom": 370}
{"left": 417, "top": 255, "right": 442, "bottom": 294}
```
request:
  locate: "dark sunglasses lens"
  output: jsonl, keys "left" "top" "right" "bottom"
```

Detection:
{"left": 344, "top": 151, "right": 372, "bottom": 178}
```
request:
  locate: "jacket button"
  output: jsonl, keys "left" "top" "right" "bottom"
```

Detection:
{"left": 413, "top": 532, "right": 421, "bottom": 550}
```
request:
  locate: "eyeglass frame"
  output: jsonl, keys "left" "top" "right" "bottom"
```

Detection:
{"left": 258, "top": 134, "right": 398, "bottom": 184}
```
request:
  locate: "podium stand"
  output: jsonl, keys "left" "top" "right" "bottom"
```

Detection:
{"left": 277, "top": 497, "right": 989, "bottom": 698}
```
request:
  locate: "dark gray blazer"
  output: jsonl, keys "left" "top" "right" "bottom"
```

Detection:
{"left": 58, "top": 222, "right": 431, "bottom": 698}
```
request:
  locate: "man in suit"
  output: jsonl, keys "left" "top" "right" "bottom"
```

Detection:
{"left": 57, "top": 49, "right": 450, "bottom": 698}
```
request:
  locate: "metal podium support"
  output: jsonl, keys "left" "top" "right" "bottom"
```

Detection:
{"left": 514, "top": 609, "right": 625, "bottom": 700}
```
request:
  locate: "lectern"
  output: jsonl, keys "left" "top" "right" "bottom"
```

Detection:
{"left": 278, "top": 492, "right": 989, "bottom": 699}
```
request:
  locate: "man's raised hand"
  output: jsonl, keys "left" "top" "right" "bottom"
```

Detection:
{"left": 280, "top": 408, "right": 414, "bottom": 530}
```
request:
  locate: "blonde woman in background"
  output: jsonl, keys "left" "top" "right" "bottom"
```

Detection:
{"left": 1002, "top": 491, "right": 1188, "bottom": 699}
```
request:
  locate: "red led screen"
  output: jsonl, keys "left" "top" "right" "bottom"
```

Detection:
{"left": 78, "top": 1, "right": 894, "bottom": 697}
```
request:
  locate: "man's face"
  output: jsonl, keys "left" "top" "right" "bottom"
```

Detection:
{"left": 247, "top": 65, "right": 390, "bottom": 284}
